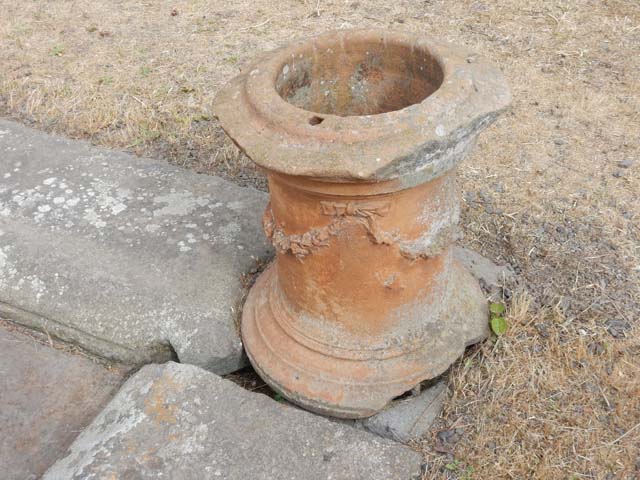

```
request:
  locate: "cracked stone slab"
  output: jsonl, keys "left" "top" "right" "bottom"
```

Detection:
{"left": 0, "top": 119, "right": 272, "bottom": 373}
{"left": 43, "top": 362, "right": 422, "bottom": 480}
{"left": 356, "top": 380, "right": 447, "bottom": 443}
{"left": 453, "top": 246, "right": 515, "bottom": 298}
{"left": 0, "top": 323, "right": 124, "bottom": 480}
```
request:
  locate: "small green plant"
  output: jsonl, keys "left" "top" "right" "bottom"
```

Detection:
{"left": 490, "top": 302, "right": 507, "bottom": 336}
{"left": 444, "top": 460, "right": 460, "bottom": 471}
{"left": 273, "top": 392, "right": 284, "bottom": 402}
{"left": 140, "top": 66, "right": 152, "bottom": 76}
{"left": 444, "top": 460, "right": 474, "bottom": 479}
{"left": 50, "top": 45, "right": 64, "bottom": 56}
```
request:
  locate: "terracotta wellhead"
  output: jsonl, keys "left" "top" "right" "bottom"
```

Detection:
{"left": 213, "top": 30, "right": 511, "bottom": 418}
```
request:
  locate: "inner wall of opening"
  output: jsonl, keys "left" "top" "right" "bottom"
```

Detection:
{"left": 275, "top": 39, "right": 444, "bottom": 117}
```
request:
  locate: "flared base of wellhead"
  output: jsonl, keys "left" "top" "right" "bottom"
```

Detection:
{"left": 241, "top": 261, "right": 489, "bottom": 419}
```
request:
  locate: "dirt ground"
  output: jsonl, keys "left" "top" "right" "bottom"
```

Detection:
{"left": 1, "top": 0, "right": 639, "bottom": 478}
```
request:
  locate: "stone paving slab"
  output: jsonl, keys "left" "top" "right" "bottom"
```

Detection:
{"left": 453, "top": 245, "right": 515, "bottom": 298}
{"left": 357, "top": 380, "right": 447, "bottom": 442}
{"left": 43, "top": 362, "right": 422, "bottom": 480}
{"left": 0, "top": 119, "right": 272, "bottom": 373}
{"left": 0, "top": 322, "right": 125, "bottom": 480}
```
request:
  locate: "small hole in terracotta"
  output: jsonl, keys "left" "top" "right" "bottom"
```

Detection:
{"left": 309, "top": 116, "right": 324, "bottom": 126}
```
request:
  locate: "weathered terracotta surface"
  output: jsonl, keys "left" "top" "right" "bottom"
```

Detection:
{"left": 214, "top": 30, "right": 510, "bottom": 418}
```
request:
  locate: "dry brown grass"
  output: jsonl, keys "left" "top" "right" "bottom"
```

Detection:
{"left": 1, "top": 0, "right": 639, "bottom": 478}
{"left": 417, "top": 294, "right": 640, "bottom": 479}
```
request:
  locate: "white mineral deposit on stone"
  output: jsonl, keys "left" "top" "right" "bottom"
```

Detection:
{"left": 0, "top": 248, "right": 9, "bottom": 288}
{"left": 111, "top": 203, "right": 127, "bottom": 215}
{"left": 152, "top": 192, "right": 209, "bottom": 217}
{"left": 186, "top": 233, "right": 197, "bottom": 244}
{"left": 30, "top": 277, "right": 47, "bottom": 301}
{"left": 83, "top": 208, "right": 107, "bottom": 228}
{"left": 218, "top": 223, "right": 241, "bottom": 243}
{"left": 226, "top": 201, "right": 245, "bottom": 211}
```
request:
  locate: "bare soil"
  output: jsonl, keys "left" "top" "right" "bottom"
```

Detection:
{"left": 1, "top": 1, "right": 639, "bottom": 478}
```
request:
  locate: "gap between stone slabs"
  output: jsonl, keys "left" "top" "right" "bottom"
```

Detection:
{"left": 0, "top": 320, "right": 126, "bottom": 480}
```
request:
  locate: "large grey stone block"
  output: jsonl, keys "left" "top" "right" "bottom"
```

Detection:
{"left": 0, "top": 120, "right": 272, "bottom": 373}
{"left": 43, "top": 362, "right": 422, "bottom": 480}
{"left": 0, "top": 322, "right": 124, "bottom": 480}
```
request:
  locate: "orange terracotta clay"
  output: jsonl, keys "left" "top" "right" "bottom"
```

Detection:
{"left": 214, "top": 30, "right": 510, "bottom": 418}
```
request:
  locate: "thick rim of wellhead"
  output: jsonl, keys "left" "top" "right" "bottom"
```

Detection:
{"left": 213, "top": 29, "right": 511, "bottom": 186}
